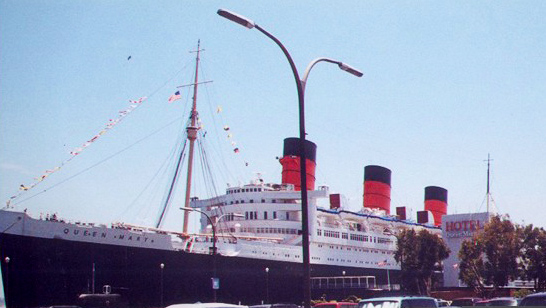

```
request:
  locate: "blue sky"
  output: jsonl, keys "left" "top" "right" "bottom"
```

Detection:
{"left": 2, "top": 1, "right": 546, "bottom": 238}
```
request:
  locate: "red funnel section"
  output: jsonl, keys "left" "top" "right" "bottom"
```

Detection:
{"left": 424, "top": 186, "right": 448, "bottom": 226}
{"left": 279, "top": 138, "right": 317, "bottom": 191}
{"left": 363, "top": 165, "right": 391, "bottom": 214}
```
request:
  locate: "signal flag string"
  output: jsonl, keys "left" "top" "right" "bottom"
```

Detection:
{"left": 5, "top": 96, "right": 147, "bottom": 208}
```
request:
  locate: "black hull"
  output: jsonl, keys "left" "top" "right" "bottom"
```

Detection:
{"left": 0, "top": 233, "right": 397, "bottom": 308}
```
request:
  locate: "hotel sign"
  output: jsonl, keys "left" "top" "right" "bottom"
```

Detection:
{"left": 444, "top": 219, "right": 484, "bottom": 238}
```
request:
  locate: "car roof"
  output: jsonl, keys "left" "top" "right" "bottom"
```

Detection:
{"left": 525, "top": 292, "right": 546, "bottom": 297}
{"left": 360, "top": 296, "right": 435, "bottom": 301}
{"left": 167, "top": 304, "right": 248, "bottom": 308}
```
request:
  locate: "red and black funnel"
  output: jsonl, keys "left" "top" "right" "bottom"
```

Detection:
{"left": 279, "top": 137, "right": 317, "bottom": 191}
{"left": 363, "top": 165, "right": 391, "bottom": 214}
{"left": 424, "top": 186, "right": 448, "bottom": 226}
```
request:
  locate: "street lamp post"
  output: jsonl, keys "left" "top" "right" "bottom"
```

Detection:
{"left": 217, "top": 9, "right": 363, "bottom": 308}
{"left": 180, "top": 207, "right": 243, "bottom": 302}
{"left": 160, "top": 263, "right": 165, "bottom": 307}
{"left": 265, "top": 267, "right": 270, "bottom": 304}
{"left": 4, "top": 257, "right": 10, "bottom": 307}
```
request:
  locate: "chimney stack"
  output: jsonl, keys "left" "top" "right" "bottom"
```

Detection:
{"left": 424, "top": 186, "right": 448, "bottom": 226}
{"left": 363, "top": 165, "right": 391, "bottom": 214}
{"left": 279, "top": 137, "right": 317, "bottom": 191}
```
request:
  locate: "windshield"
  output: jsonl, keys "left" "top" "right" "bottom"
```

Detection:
{"left": 520, "top": 296, "right": 546, "bottom": 306}
{"left": 401, "top": 299, "right": 437, "bottom": 308}
{"left": 359, "top": 301, "right": 399, "bottom": 308}
{"left": 451, "top": 299, "right": 475, "bottom": 306}
{"left": 488, "top": 299, "right": 516, "bottom": 306}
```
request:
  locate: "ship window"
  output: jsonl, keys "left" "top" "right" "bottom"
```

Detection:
{"left": 273, "top": 212, "right": 277, "bottom": 219}
{"left": 272, "top": 199, "right": 276, "bottom": 203}
{"left": 264, "top": 211, "right": 268, "bottom": 220}
{"left": 286, "top": 212, "right": 290, "bottom": 220}
{"left": 250, "top": 199, "right": 254, "bottom": 203}
{"left": 261, "top": 199, "right": 265, "bottom": 203}
{"left": 245, "top": 212, "right": 249, "bottom": 220}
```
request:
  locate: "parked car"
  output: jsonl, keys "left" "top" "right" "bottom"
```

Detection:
{"left": 358, "top": 296, "right": 438, "bottom": 308}
{"left": 450, "top": 297, "right": 482, "bottom": 307}
{"left": 486, "top": 297, "right": 518, "bottom": 306}
{"left": 435, "top": 299, "right": 450, "bottom": 307}
{"left": 314, "top": 302, "right": 357, "bottom": 308}
{"left": 250, "top": 304, "right": 299, "bottom": 308}
{"left": 167, "top": 303, "right": 248, "bottom": 308}
{"left": 519, "top": 292, "right": 546, "bottom": 306}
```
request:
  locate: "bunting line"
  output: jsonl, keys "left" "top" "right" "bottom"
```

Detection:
{"left": 6, "top": 96, "right": 147, "bottom": 208}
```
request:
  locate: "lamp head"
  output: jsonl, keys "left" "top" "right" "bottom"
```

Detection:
{"left": 339, "top": 62, "right": 364, "bottom": 77}
{"left": 218, "top": 9, "right": 255, "bottom": 29}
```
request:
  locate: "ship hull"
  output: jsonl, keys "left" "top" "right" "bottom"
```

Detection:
{"left": 0, "top": 232, "right": 395, "bottom": 308}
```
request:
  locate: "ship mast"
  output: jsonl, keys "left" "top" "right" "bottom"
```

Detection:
{"left": 181, "top": 40, "right": 203, "bottom": 234}
{"left": 155, "top": 40, "right": 204, "bottom": 231}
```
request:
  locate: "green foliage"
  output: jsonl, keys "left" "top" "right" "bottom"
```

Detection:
{"left": 458, "top": 215, "right": 520, "bottom": 295}
{"left": 394, "top": 229, "right": 450, "bottom": 296}
{"left": 519, "top": 224, "right": 546, "bottom": 291}
{"left": 342, "top": 295, "right": 361, "bottom": 303}
{"left": 458, "top": 236, "right": 486, "bottom": 297}
{"left": 512, "top": 288, "right": 532, "bottom": 298}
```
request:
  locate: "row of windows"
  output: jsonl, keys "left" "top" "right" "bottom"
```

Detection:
{"left": 230, "top": 199, "right": 295, "bottom": 205}
{"left": 246, "top": 211, "right": 258, "bottom": 220}
{"left": 256, "top": 227, "right": 297, "bottom": 235}
{"left": 319, "top": 244, "right": 392, "bottom": 256}
{"left": 377, "top": 237, "right": 393, "bottom": 244}
{"left": 245, "top": 211, "right": 280, "bottom": 220}
{"left": 350, "top": 234, "right": 370, "bottom": 242}
{"left": 324, "top": 230, "right": 340, "bottom": 238}
{"left": 250, "top": 250, "right": 301, "bottom": 259}
{"left": 316, "top": 229, "right": 393, "bottom": 245}
{"left": 227, "top": 188, "right": 263, "bottom": 194}
{"left": 240, "top": 227, "right": 298, "bottom": 235}
{"left": 232, "top": 199, "right": 263, "bottom": 204}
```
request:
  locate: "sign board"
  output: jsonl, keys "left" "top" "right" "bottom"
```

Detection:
{"left": 212, "top": 277, "right": 220, "bottom": 290}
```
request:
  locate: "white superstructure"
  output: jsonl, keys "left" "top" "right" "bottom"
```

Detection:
{"left": 188, "top": 180, "right": 441, "bottom": 270}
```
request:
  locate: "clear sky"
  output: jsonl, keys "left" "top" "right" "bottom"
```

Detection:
{"left": 2, "top": 1, "right": 546, "bottom": 238}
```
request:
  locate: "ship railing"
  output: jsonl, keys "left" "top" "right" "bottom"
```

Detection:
{"left": 188, "top": 232, "right": 284, "bottom": 243}
{"left": 311, "top": 275, "right": 377, "bottom": 289}
{"left": 112, "top": 222, "right": 189, "bottom": 237}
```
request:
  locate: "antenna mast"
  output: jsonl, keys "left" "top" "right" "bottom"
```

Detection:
{"left": 485, "top": 153, "right": 493, "bottom": 214}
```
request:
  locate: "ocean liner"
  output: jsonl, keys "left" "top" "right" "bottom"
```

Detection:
{"left": 0, "top": 43, "right": 448, "bottom": 308}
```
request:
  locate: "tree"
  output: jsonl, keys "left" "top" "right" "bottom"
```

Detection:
{"left": 520, "top": 224, "right": 546, "bottom": 291}
{"left": 458, "top": 215, "right": 520, "bottom": 295}
{"left": 394, "top": 229, "right": 450, "bottom": 295}
{"left": 458, "top": 237, "right": 487, "bottom": 297}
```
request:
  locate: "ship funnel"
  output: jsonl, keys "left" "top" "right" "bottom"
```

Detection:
{"left": 279, "top": 137, "right": 317, "bottom": 191}
{"left": 363, "top": 165, "right": 391, "bottom": 214}
{"left": 424, "top": 186, "right": 448, "bottom": 226}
